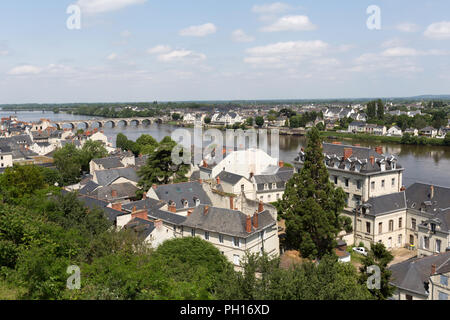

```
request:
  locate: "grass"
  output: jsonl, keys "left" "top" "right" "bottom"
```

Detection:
{"left": 0, "top": 279, "right": 23, "bottom": 300}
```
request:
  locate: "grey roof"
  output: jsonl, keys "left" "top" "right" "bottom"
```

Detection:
{"left": 182, "top": 204, "right": 276, "bottom": 238}
{"left": 154, "top": 181, "right": 212, "bottom": 209}
{"left": 76, "top": 194, "right": 125, "bottom": 223}
{"left": 389, "top": 251, "right": 450, "bottom": 296}
{"left": 122, "top": 198, "right": 166, "bottom": 212}
{"left": 147, "top": 208, "right": 187, "bottom": 225}
{"left": 254, "top": 167, "right": 294, "bottom": 190}
{"left": 0, "top": 134, "right": 33, "bottom": 148}
{"left": 93, "top": 182, "right": 138, "bottom": 201}
{"left": 217, "top": 171, "right": 246, "bottom": 185}
{"left": 361, "top": 192, "right": 406, "bottom": 216}
{"left": 349, "top": 121, "right": 366, "bottom": 127}
{"left": 11, "top": 148, "right": 39, "bottom": 159}
{"left": 124, "top": 218, "right": 155, "bottom": 240}
{"left": 79, "top": 180, "right": 100, "bottom": 195}
{"left": 94, "top": 167, "right": 139, "bottom": 186}
{"left": 189, "top": 170, "right": 201, "bottom": 181}
{"left": 92, "top": 156, "right": 124, "bottom": 170}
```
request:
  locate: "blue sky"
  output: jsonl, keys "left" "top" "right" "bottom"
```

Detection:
{"left": 1, "top": 0, "right": 450, "bottom": 103}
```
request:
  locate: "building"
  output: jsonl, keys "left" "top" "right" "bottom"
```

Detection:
{"left": 389, "top": 251, "right": 450, "bottom": 300}
{"left": 251, "top": 166, "right": 294, "bottom": 203}
{"left": 420, "top": 126, "right": 438, "bottom": 138}
{"left": 387, "top": 126, "right": 403, "bottom": 137}
{"left": 404, "top": 128, "right": 419, "bottom": 136}
{"left": 348, "top": 121, "right": 366, "bottom": 133}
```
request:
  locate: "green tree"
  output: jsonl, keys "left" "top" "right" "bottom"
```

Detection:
{"left": 137, "top": 136, "right": 190, "bottom": 190}
{"left": 444, "top": 133, "right": 450, "bottom": 146}
{"left": 367, "top": 101, "right": 377, "bottom": 120}
{"left": 359, "top": 242, "right": 395, "bottom": 300}
{"left": 135, "top": 134, "right": 158, "bottom": 155}
{"left": 376, "top": 99, "right": 385, "bottom": 120}
{"left": 80, "top": 140, "right": 108, "bottom": 172}
{"left": 204, "top": 117, "right": 211, "bottom": 124}
{"left": 53, "top": 143, "right": 83, "bottom": 185}
{"left": 279, "top": 127, "right": 352, "bottom": 259}
{"left": 255, "top": 116, "right": 264, "bottom": 127}
{"left": 0, "top": 165, "right": 46, "bottom": 201}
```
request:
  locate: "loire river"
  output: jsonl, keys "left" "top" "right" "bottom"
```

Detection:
{"left": 3, "top": 111, "right": 450, "bottom": 188}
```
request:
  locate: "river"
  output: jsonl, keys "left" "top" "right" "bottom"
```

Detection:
{"left": 3, "top": 111, "right": 450, "bottom": 188}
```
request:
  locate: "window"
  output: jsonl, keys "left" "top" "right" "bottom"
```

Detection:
{"left": 345, "top": 193, "right": 349, "bottom": 205}
{"left": 233, "top": 237, "right": 240, "bottom": 248}
{"left": 378, "top": 222, "right": 383, "bottom": 234}
{"left": 354, "top": 195, "right": 361, "bottom": 206}
{"left": 357, "top": 180, "right": 361, "bottom": 190}
{"left": 264, "top": 184, "right": 268, "bottom": 190}
{"left": 398, "top": 234, "right": 402, "bottom": 245}
{"left": 440, "top": 275, "right": 448, "bottom": 286}
{"left": 392, "top": 178, "right": 395, "bottom": 187}
{"left": 272, "top": 183, "right": 276, "bottom": 189}
{"left": 204, "top": 231, "right": 209, "bottom": 240}
{"left": 260, "top": 230, "right": 265, "bottom": 240}
{"left": 276, "top": 193, "right": 280, "bottom": 200}
{"left": 371, "top": 181, "right": 375, "bottom": 190}
{"left": 438, "top": 291, "right": 448, "bottom": 300}
{"left": 366, "top": 222, "right": 371, "bottom": 234}
{"left": 389, "top": 220, "right": 394, "bottom": 232}
{"left": 268, "top": 195, "right": 271, "bottom": 201}
{"left": 334, "top": 176, "right": 338, "bottom": 184}
{"left": 399, "top": 217, "right": 402, "bottom": 228}
{"left": 241, "top": 184, "right": 245, "bottom": 192}
{"left": 424, "top": 236, "right": 430, "bottom": 249}
{"left": 436, "top": 239, "right": 441, "bottom": 253}
{"left": 412, "top": 218, "right": 416, "bottom": 230}
{"left": 406, "top": 295, "right": 413, "bottom": 301}
{"left": 191, "top": 229, "right": 196, "bottom": 237}
{"left": 345, "top": 178, "right": 349, "bottom": 187}
{"left": 260, "top": 196, "right": 264, "bottom": 200}
{"left": 233, "top": 254, "right": 240, "bottom": 265}
{"left": 219, "top": 234, "right": 224, "bottom": 243}
{"left": 381, "top": 180, "right": 385, "bottom": 188}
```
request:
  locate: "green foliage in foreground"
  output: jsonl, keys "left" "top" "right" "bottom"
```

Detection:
{"left": 0, "top": 165, "right": 377, "bottom": 300}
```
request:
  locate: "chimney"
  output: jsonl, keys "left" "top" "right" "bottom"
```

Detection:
{"left": 343, "top": 148, "right": 353, "bottom": 160}
{"left": 132, "top": 205, "right": 137, "bottom": 212}
{"left": 332, "top": 141, "right": 342, "bottom": 145}
{"left": 222, "top": 146, "right": 226, "bottom": 155}
{"left": 216, "top": 176, "right": 221, "bottom": 185}
{"left": 400, "top": 185, "right": 406, "bottom": 192}
{"left": 142, "top": 192, "right": 147, "bottom": 200}
{"left": 154, "top": 219, "right": 163, "bottom": 229}
{"left": 246, "top": 215, "right": 252, "bottom": 233}
{"left": 168, "top": 203, "right": 176, "bottom": 213}
{"left": 187, "top": 209, "right": 193, "bottom": 216}
{"left": 431, "top": 264, "right": 436, "bottom": 275}
{"left": 430, "top": 185, "right": 434, "bottom": 200}
{"left": 131, "top": 209, "right": 148, "bottom": 221}
{"left": 250, "top": 172, "right": 254, "bottom": 179}
{"left": 203, "top": 205, "right": 209, "bottom": 215}
{"left": 278, "top": 160, "right": 284, "bottom": 168}
{"left": 112, "top": 202, "right": 122, "bottom": 211}
{"left": 229, "top": 196, "right": 234, "bottom": 209}
{"left": 198, "top": 179, "right": 203, "bottom": 184}
{"left": 253, "top": 211, "right": 258, "bottom": 229}
{"left": 258, "top": 200, "right": 264, "bottom": 213}
{"left": 375, "top": 146, "right": 383, "bottom": 155}
{"left": 152, "top": 184, "right": 157, "bottom": 190}
{"left": 369, "top": 156, "right": 375, "bottom": 166}
{"left": 202, "top": 160, "right": 208, "bottom": 168}
{"left": 111, "top": 189, "right": 118, "bottom": 198}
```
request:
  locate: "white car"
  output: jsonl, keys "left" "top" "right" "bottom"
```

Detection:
{"left": 352, "top": 247, "right": 368, "bottom": 256}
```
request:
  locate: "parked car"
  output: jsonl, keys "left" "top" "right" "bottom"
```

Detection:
{"left": 352, "top": 247, "right": 368, "bottom": 256}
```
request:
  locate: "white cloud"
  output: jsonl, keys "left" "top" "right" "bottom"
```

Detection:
{"left": 252, "top": 2, "right": 291, "bottom": 14}
{"left": 381, "top": 47, "right": 420, "bottom": 57}
{"left": 424, "top": 21, "right": 450, "bottom": 39}
{"left": 8, "top": 65, "right": 42, "bottom": 75}
{"left": 179, "top": 23, "right": 217, "bottom": 37}
{"left": 120, "top": 30, "right": 132, "bottom": 38}
{"left": 107, "top": 53, "right": 118, "bottom": 60}
{"left": 147, "top": 45, "right": 171, "bottom": 54}
{"left": 157, "top": 50, "right": 206, "bottom": 62}
{"left": 231, "top": 29, "right": 255, "bottom": 43}
{"left": 381, "top": 38, "right": 406, "bottom": 48}
{"left": 0, "top": 50, "right": 8, "bottom": 56}
{"left": 76, "top": 0, "right": 146, "bottom": 14}
{"left": 396, "top": 23, "right": 420, "bottom": 33}
{"left": 261, "top": 15, "right": 316, "bottom": 32}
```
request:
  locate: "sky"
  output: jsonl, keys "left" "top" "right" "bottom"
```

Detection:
{"left": 1, "top": 0, "right": 450, "bottom": 103}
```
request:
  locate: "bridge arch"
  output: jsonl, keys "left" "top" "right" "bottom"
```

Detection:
{"left": 130, "top": 119, "right": 140, "bottom": 127}
{"left": 117, "top": 119, "right": 128, "bottom": 127}
{"left": 104, "top": 120, "right": 116, "bottom": 128}
{"left": 142, "top": 119, "right": 152, "bottom": 126}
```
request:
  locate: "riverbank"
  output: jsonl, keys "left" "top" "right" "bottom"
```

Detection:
{"left": 320, "top": 131, "right": 449, "bottom": 147}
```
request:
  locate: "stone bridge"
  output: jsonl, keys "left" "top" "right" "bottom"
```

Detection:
{"left": 52, "top": 117, "right": 162, "bottom": 130}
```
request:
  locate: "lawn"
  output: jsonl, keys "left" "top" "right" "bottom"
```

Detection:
{"left": 0, "top": 279, "right": 23, "bottom": 300}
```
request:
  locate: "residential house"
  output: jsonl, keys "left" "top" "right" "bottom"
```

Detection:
{"left": 420, "top": 126, "right": 438, "bottom": 138}
{"left": 404, "top": 128, "right": 419, "bottom": 136}
{"left": 387, "top": 126, "right": 403, "bottom": 137}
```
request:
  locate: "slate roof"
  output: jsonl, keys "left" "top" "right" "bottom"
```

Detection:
{"left": 362, "top": 192, "right": 407, "bottom": 216}
{"left": 295, "top": 143, "right": 402, "bottom": 174}
{"left": 79, "top": 180, "right": 100, "bottom": 195}
{"left": 254, "top": 167, "right": 294, "bottom": 190}
{"left": 406, "top": 182, "right": 450, "bottom": 212}
{"left": 389, "top": 251, "right": 450, "bottom": 296}
{"left": 93, "top": 182, "right": 138, "bottom": 201}
{"left": 92, "top": 156, "right": 124, "bottom": 169}
{"left": 124, "top": 218, "right": 155, "bottom": 240}
{"left": 217, "top": 171, "right": 246, "bottom": 185}
{"left": 147, "top": 208, "right": 187, "bottom": 225}
{"left": 94, "top": 167, "right": 139, "bottom": 186}
{"left": 76, "top": 194, "right": 125, "bottom": 223}
{"left": 154, "top": 181, "right": 212, "bottom": 209}
{"left": 182, "top": 204, "right": 276, "bottom": 238}
{"left": 122, "top": 198, "right": 166, "bottom": 212}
